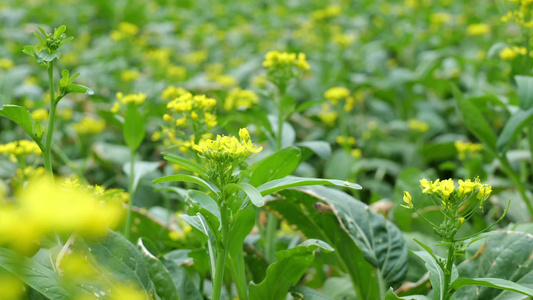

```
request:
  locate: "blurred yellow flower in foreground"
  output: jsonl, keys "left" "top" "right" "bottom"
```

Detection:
{"left": 0, "top": 176, "right": 123, "bottom": 252}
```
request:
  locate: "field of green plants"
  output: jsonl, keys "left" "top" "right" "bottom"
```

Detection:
{"left": 3, "top": 0, "right": 533, "bottom": 299}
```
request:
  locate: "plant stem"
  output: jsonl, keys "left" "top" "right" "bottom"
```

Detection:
{"left": 443, "top": 241, "right": 455, "bottom": 300}
{"left": 43, "top": 61, "right": 56, "bottom": 178}
{"left": 265, "top": 83, "right": 286, "bottom": 262}
{"left": 124, "top": 149, "right": 136, "bottom": 240}
{"left": 212, "top": 205, "right": 230, "bottom": 300}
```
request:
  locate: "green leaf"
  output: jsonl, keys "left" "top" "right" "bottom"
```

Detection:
{"left": 161, "top": 258, "right": 203, "bottom": 300}
{"left": 257, "top": 175, "right": 361, "bottom": 196}
{"left": 516, "top": 75, "right": 533, "bottom": 110}
{"left": 153, "top": 174, "right": 220, "bottom": 195}
{"left": 455, "top": 231, "right": 533, "bottom": 299}
{"left": 37, "top": 49, "right": 61, "bottom": 62}
{"left": 66, "top": 84, "right": 94, "bottom": 95}
{"left": 299, "top": 186, "right": 408, "bottom": 286}
{"left": 497, "top": 108, "right": 533, "bottom": 153}
{"left": 227, "top": 182, "right": 264, "bottom": 207}
{"left": 249, "top": 239, "right": 333, "bottom": 300}
{"left": 137, "top": 239, "right": 180, "bottom": 300}
{"left": 451, "top": 278, "right": 533, "bottom": 298}
{"left": 0, "top": 105, "right": 43, "bottom": 147}
{"left": 296, "top": 141, "right": 332, "bottom": 159}
{"left": 123, "top": 104, "right": 145, "bottom": 152}
{"left": 123, "top": 161, "right": 160, "bottom": 194}
{"left": 54, "top": 25, "right": 66, "bottom": 38}
{"left": 0, "top": 247, "right": 75, "bottom": 299}
{"left": 290, "top": 285, "right": 332, "bottom": 299}
{"left": 162, "top": 152, "right": 208, "bottom": 177}
{"left": 179, "top": 213, "right": 217, "bottom": 278}
{"left": 187, "top": 190, "right": 221, "bottom": 232}
{"left": 453, "top": 86, "right": 497, "bottom": 153}
{"left": 412, "top": 250, "right": 445, "bottom": 300}
{"left": 385, "top": 288, "right": 429, "bottom": 300}
{"left": 227, "top": 205, "right": 256, "bottom": 300}
{"left": 76, "top": 231, "right": 155, "bottom": 298}
{"left": 266, "top": 187, "right": 398, "bottom": 299}
{"left": 250, "top": 146, "right": 302, "bottom": 187}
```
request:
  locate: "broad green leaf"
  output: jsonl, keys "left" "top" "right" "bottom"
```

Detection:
{"left": 290, "top": 285, "right": 332, "bottom": 299}
{"left": 453, "top": 86, "right": 497, "bottom": 153}
{"left": 250, "top": 146, "right": 302, "bottom": 187}
{"left": 497, "top": 108, "right": 533, "bottom": 153}
{"left": 162, "top": 257, "right": 203, "bottom": 300}
{"left": 266, "top": 188, "right": 387, "bottom": 299}
{"left": 296, "top": 141, "right": 332, "bottom": 159}
{"left": 138, "top": 239, "right": 179, "bottom": 300}
{"left": 451, "top": 278, "right": 533, "bottom": 298}
{"left": 179, "top": 213, "right": 217, "bottom": 278}
{"left": 123, "top": 161, "right": 160, "bottom": 194}
{"left": 66, "top": 84, "right": 94, "bottom": 95}
{"left": 187, "top": 190, "right": 221, "bottom": 233}
{"left": 249, "top": 239, "right": 333, "bottom": 300}
{"left": 79, "top": 231, "right": 155, "bottom": 297}
{"left": 123, "top": 104, "right": 145, "bottom": 152}
{"left": 227, "top": 182, "right": 264, "bottom": 207}
{"left": 153, "top": 174, "right": 220, "bottom": 195}
{"left": 0, "top": 247, "right": 75, "bottom": 299}
{"left": 312, "top": 186, "right": 408, "bottom": 286}
{"left": 257, "top": 175, "right": 361, "bottom": 196}
{"left": 227, "top": 205, "right": 256, "bottom": 300}
{"left": 0, "top": 105, "right": 42, "bottom": 147}
{"left": 516, "top": 76, "right": 533, "bottom": 110}
{"left": 162, "top": 152, "right": 207, "bottom": 177}
{"left": 456, "top": 231, "right": 533, "bottom": 300}
{"left": 412, "top": 251, "right": 445, "bottom": 300}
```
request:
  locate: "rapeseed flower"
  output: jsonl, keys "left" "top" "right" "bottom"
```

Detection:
{"left": 454, "top": 141, "right": 483, "bottom": 160}
{"left": 111, "top": 22, "right": 139, "bottom": 41}
{"left": 466, "top": 23, "right": 491, "bottom": 36}
{"left": 71, "top": 116, "right": 106, "bottom": 134}
{"left": 193, "top": 128, "right": 262, "bottom": 163}
{"left": 224, "top": 88, "right": 259, "bottom": 110}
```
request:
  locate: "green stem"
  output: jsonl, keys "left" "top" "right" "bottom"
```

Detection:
{"left": 212, "top": 204, "right": 230, "bottom": 300}
{"left": 43, "top": 61, "right": 56, "bottom": 177}
{"left": 527, "top": 126, "right": 533, "bottom": 177}
{"left": 124, "top": 149, "right": 136, "bottom": 240}
{"left": 443, "top": 241, "right": 455, "bottom": 300}
{"left": 497, "top": 154, "right": 533, "bottom": 217}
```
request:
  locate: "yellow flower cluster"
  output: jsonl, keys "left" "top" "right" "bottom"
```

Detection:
{"left": 336, "top": 136, "right": 356, "bottom": 146}
{"left": 145, "top": 48, "right": 172, "bottom": 65}
{"left": 415, "top": 178, "right": 492, "bottom": 211}
{"left": 111, "top": 22, "right": 139, "bottom": 41}
{"left": 318, "top": 104, "right": 338, "bottom": 127}
{"left": 0, "top": 58, "right": 14, "bottom": 70}
{"left": 454, "top": 141, "right": 483, "bottom": 160}
{"left": 499, "top": 46, "right": 528, "bottom": 60}
{"left": 408, "top": 119, "right": 430, "bottom": 132}
{"left": 194, "top": 128, "right": 262, "bottom": 162}
{"left": 325, "top": 87, "right": 350, "bottom": 104}
{"left": 71, "top": 116, "right": 106, "bottom": 134}
{"left": 161, "top": 86, "right": 189, "bottom": 101}
{"left": 111, "top": 92, "right": 147, "bottom": 113}
{"left": 31, "top": 108, "right": 49, "bottom": 122}
{"left": 16, "top": 166, "right": 45, "bottom": 181}
{"left": 0, "top": 177, "right": 123, "bottom": 252}
{"left": 501, "top": 0, "right": 533, "bottom": 28}
{"left": 311, "top": 5, "right": 342, "bottom": 20}
{"left": 466, "top": 23, "right": 491, "bottom": 36}
{"left": 0, "top": 140, "right": 42, "bottom": 160}
{"left": 120, "top": 69, "right": 141, "bottom": 82}
{"left": 165, "top": 93, "right": 217, "bottom": 128}
{"left": 263, "top": 51, "right": 310, "bottom": 73}
{"left": 224, "top": 88, "right": 259, "bottom": 110}
{"left": 169, "top": 218, "right": 193, "bottom": 241}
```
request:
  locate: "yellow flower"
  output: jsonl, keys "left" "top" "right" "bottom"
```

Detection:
{"left": 0, "top": 58, "right": 14, "bottom": 70}
{"left": 161, "top": 86, "right": 188, "bottom": 101}
{"left": 0, "top": 275, "right": 24, "bottom": 299}
{"left": 335, "top": 136, "right": 356, "bottom": 146}
{"left": 31, "top": 108, "right": 49, "bottom": 122}
{"left": 224, "top": 88, "right": 259, "bottom": 111}
{"left": 116, "top": 92, "right": 147, "bottom": 106}
{"left": 111, "top": 22, "right": 139, "bottom": 41}
{"left": 401, "top": 191, "right": 414, "bottom": 209}
{"left": 457, "top": 179, "right": 478, "bottom": 197}
{"left": 324, "top": 87, "right": 350, "bottom": 105}
{"left": 430, "top": 13, "right": 452, "bottom": 27}
{"left": 0, "top": 140, "right": 42, "bottom": 157}
{"left": 263, "top": 51, "right": 310, "bottom": 72}
{"left": 71, "top": 116, "right": 106, "bottom": 134}
{"left": 408, "top": 119, "right": 429, "bottom": 132}
{"left": 120, "top": 69, "right": 141, "bottom": 82}
{"left": 500, "top": 47, "right": 518, "bottom": 60}
{"left": 194, "top": 129, "right": 262, "bottom": 162}
{"left": 454, "top": 141, "right": 483, "bottom": 160}
{"left": 466, "top": 23, "right": 490, "bottom": 36}
{"left": 350, "top": 148, "right": 362, "bottom": 159}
